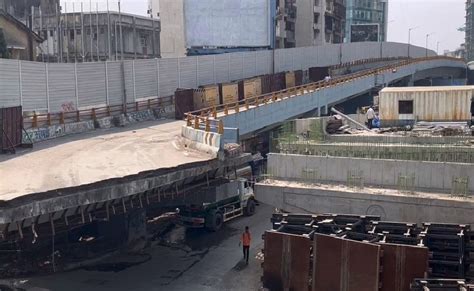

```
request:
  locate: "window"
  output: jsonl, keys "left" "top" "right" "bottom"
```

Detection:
{"left": 70, "top": 30, "right": 74, "bottom": 40}
{"left": 49, "top": 30, "right": 53, "bottom": 37}
{"left": 314, "top": 14, "right": 320, "bottom": 24}
{"left": 76, "top": 29, "right": 81, "bottom": 35}
{"left": 100, "top": 27, "right": 105, "bottom": 34}
{"left": 399, "top": 100, "right": 414, "bottom": 114}
{"left": 140, "top": 34, "right": 148, "bottom": 47}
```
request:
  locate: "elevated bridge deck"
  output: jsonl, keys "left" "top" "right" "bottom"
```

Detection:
{"left": 184, "top": 57, "right": 466, "bottom": 140}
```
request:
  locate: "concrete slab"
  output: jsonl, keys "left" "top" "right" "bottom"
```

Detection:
{"left": 256, "top": 180, "right": 474, "bottom": 225}
{"left": 0, "top": 119, "right": 214, "bottom": 201}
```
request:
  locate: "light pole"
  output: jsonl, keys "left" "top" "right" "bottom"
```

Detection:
{"left": 425, "top": 32, "right": 435, "bottom": 57}
{"left": 407, "top": 26, "right": 419, "bottom": 58}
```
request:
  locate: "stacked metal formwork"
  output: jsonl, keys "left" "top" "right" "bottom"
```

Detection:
{"left": 420, "top": 223, "right": 471, "bottom": 280}
{"left": 262, "top": 213, "right": 474, "bottom": 290}
{"left": 410, "top": 279, "right": 474, "bottom": 291}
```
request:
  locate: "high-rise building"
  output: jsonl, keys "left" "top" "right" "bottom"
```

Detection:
{"left": 275, "top": 0, "right": 297, "bottom": 48}
{"left": 345, "top": 0, "right": 388, "bottom": 43}
{"left": 466, "top": 0, "right": 474, "bottom": 61}
{"left": 148, "top": 0, "right": 160, "bottom": 19}
{"left": 294, "top": 0, "right": 346, "bottom": 47}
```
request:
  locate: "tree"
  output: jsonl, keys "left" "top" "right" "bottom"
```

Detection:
{"left": 0, "top": 29, "right": 9, "bottom": 59}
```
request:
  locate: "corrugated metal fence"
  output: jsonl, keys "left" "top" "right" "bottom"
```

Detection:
{"left": 0, "top": 42, "right": 435, "bottom": 113}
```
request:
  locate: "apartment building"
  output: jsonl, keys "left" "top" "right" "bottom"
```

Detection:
{"left": 345, "top": 0, "right": 388, "bottom": 42}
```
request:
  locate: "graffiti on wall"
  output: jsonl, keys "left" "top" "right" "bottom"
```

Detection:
{"left": 61, "top": 102, "right": 76, "bottom": 112}
{"left": 22, "top": 125, "right": 66, "bottom": 143}
{"left": 127, "top": 110, "right": 154, "bottom": 123}
{"left": 64, "top": 120, "right": 95, "bottom": 134}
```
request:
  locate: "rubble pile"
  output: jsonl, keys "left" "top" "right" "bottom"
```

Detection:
{"left": 325, "top": 115, "right": 352, "bottom": 134}
{"left": 224, "top": 143, "right": 242, "bottom": 158}
{"left": 413, "top": 121, "right": 474, "bottom": 137}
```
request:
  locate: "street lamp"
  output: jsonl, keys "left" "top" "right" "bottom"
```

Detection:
{"left": 407, "top": 26, "right": 420, "bottom": 58}
{"left": 425, "top": 32, "right": 435, "bottom": 57}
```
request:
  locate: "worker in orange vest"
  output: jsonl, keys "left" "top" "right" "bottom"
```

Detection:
{"left": 239, "top": 226, "right": 251, "bottom": 264}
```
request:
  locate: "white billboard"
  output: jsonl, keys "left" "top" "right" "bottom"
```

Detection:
{"left": 184, "top": 0, "right": 271, "bottom": 48}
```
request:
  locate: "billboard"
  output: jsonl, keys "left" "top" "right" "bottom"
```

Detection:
{"left": 351, "top": 24, "right": 380, "bottom": 42}
{"left": 184, "top": 0, "right": 271, "bottom": 48}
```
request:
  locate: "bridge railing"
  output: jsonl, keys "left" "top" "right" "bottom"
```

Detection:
{"left": 23, "top": 95, "right": 174, "bottom": 129}
{"left": 183, "top": 56, "right": 465, "bottom": 133}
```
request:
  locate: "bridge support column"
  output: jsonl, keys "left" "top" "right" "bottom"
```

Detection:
{"left": 408, "top": 73, "right": 415, "bottom": 86}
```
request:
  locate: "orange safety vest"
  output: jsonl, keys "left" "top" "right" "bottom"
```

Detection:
{"left": 242, "top": 232, "right": 251, "bottom": 246}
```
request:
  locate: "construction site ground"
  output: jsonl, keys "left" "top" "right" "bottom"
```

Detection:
{"left": 13, "top": 204, "right": 273, "bottom": 291}
{"left": 0, "top": 119, "right": 213, "bottom": 201}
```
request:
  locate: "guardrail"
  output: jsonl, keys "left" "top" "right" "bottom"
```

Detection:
{"left": 330, "top": 56, "right": 407, "bottom": 70}
{"left": 183, "top": 56, "right": 465, "bottom": 134}
{"left": 23, "top": 96, "right": 174, "bottom": 129}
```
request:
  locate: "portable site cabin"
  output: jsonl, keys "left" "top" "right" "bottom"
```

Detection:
{"left": 378, "top": 86, "right": 474, "bottom": 127}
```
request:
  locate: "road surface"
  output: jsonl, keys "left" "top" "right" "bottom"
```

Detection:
{"left": 20, "top": 203, "right": 274, "bottom": 291}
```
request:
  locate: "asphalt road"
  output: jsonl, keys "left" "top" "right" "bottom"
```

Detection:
{"left": 20, "top": 203, "right": 274, "bottom": 291}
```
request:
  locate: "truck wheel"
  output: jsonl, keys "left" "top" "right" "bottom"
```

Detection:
{"left": 244, "top": 199, "right": 256, "bottom": 216}
{"left": 207, "top": 211, "right": 223, "bottom": 232}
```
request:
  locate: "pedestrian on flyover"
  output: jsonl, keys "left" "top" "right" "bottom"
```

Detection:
{"left": 367, "top": 106, "right": 375, "bottom": 130}
{"left": 239, "top": 226, "right": 251, "bottom": 264}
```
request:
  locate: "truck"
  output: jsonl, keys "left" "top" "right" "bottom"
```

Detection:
{"left": 177, "top": 178, "right": 256, "bottom": 232}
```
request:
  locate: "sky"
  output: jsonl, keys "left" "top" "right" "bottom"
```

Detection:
{"left": 61, "top": 0, "right": 466, "bottom": 53}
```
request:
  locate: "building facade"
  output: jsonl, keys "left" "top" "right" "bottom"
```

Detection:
{"left": 147, "top": 0, "right": 160, "bottom": 19}
{"left": 159, "top": 0, "right": 273, "bottom": 57}
{"left": 0, "top": 9, "right": 43, "bottom": 60}
{"left": 276, "top": 0, "right": 346, "bottom": 48}
{"left": 0, "top": 0, "right": 58, "bottom": 22}
{"left": 345, "top": 0, "right": 388, "bottom": 42}
{"left": 32, "top": 11, "right": 160, "bottom": 62}
{"left": 275, "top": 0, "right": 297, "bottom": 48}
{"left": 467, "top": 0, "right": 474, "bottom": 61}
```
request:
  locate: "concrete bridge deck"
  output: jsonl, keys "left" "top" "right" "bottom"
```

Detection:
{"left": 183, "top": 57, "right": 466, "bottom": 143}
{"left": 0, "top": 119, "right": 212, "bottom": 201}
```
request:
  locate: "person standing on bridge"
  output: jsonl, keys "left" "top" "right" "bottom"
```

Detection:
{"left": 239, "top": 226, "right": 251, "bottom": 264}
{"left": 366, "top": 106, "right": 375, "bottom": 130}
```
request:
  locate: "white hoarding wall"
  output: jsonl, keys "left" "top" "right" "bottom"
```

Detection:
{"left": 184, "top": 0, "right": 271, "bottom": 48}
{"left": 0, "top": 42, "right": 438, "bottom": 112}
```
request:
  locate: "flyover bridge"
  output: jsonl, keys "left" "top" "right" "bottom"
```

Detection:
{"left": 182, "top": 56, "right": 466, "bottom": 147}
{"left": 0, "top": 55, "right": 466, "bottom": 244}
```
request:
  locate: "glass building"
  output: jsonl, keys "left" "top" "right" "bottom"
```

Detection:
{"left": 345, "top": 0, "right": 388, "bottom": 42}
